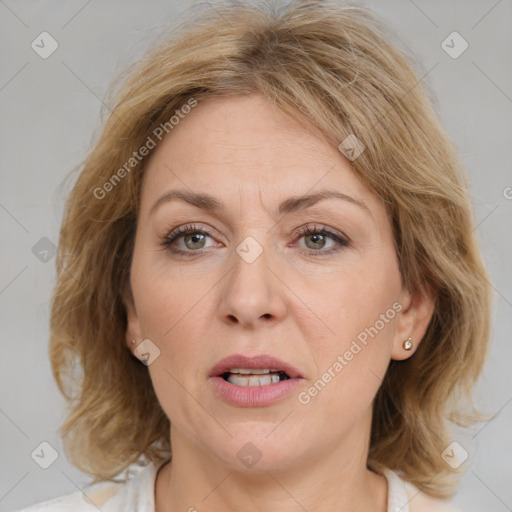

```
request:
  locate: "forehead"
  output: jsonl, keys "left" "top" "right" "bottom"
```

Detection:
{"left": 140, "top": 93, "right": 377, "bottom": 213}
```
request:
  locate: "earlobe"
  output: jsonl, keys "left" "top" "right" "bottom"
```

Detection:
{"left": 402, "top": 337, "right": 413, "bottom": 351}
{"left": 391, "top": 288, "right": 436, "bottom": 361}
{"left": 123, "top": 286, "right": 143, "bottom": 351}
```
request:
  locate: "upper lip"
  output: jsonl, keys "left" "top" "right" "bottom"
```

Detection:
{"left": 209, "top": 354, "right": 303, "bottom": 379}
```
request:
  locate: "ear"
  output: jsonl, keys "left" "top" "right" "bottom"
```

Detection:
{"left": 391, "top": 286, "right": 436, "bottom": 361}
{"left": 123, "top": 285, "right": 143, "bottom": 352}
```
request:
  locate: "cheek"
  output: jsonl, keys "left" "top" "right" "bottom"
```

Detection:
{"left": 315, "top": 261, "right": 400, "bottom": 346}
{"left": 131, "top": 261, "right": 212, "bottom": 428}
{"left": 130, "top": 250, "right": 217, "bottom": 384}
{"left": 302, "top": 254, "right": 401, "bottom": 403}
{"left": 131, "top": 247, "right": 210, "bottom": 339}
{"left": 299, "top": 303, "right": 397, "bottom": 430}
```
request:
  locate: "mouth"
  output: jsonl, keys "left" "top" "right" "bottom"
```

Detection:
{"left": 208, "top": 354, "right": 304, "bottom": 407}
{"left": 209, "top": 353, "right": 302, "bottom": 382}
{"left": 221, "top": 368, "right": 291, "bottom": 387}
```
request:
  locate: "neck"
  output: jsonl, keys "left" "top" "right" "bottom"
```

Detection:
{"left": 155, "top": 422, "right": 388, "bottom": 512}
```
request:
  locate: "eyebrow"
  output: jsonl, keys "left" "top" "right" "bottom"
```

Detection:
{"left": 149, "top": 189, "right": 371, "bottom": 218}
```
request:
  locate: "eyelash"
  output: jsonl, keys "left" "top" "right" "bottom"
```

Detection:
{"left": 160, "top": 223, "right": 349, "bottom": 258}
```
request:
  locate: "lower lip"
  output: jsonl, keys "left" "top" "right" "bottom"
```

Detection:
{"left": 210, "top": 376, "right": 304, "bottom": 407}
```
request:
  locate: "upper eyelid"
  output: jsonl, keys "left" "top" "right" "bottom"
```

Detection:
{"left": 165, "top": 223, "right": 217, "bottom": 240}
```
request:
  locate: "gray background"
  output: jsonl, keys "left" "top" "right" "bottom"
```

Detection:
{"left": 1, "top": 1, "right": 511, "bottom": 510}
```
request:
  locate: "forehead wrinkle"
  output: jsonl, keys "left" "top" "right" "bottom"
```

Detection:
{"left": 234, "top": 175, "right": 274, "bottom": 220}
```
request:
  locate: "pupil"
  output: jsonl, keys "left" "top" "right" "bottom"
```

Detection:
{"left": 308, "top": 233, "right": 324, "bottom": 249}
{"left": 185, "top": 233, "right": 205, "bottom": 249}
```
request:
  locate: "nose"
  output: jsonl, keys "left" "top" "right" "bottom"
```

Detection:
{"left": 219, "top": 241, "right": 287, "bottom": 328}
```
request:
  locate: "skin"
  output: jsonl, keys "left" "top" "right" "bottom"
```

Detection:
{"left": 125, "top": 93, "right": 435, "bottom": 512}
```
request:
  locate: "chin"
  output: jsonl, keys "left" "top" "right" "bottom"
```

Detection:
{"left": 204, "top": 427, "right": 310, "bottom": 473}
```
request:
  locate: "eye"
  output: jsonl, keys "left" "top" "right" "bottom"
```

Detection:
{"left": 295, "top": 224, "right": 349, "bottom": 256}
{"left": 160, "top": 223, "right": 349, "bottom": 257}
{"left": 161, "top": 223, "right": 218, "bottom": 255}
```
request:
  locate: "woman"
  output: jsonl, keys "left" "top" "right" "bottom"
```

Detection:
{"left": 17, "top": 1, "right": 491, "bottom": 511}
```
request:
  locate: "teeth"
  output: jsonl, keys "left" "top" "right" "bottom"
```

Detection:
{"left": 227, "top": 373, "right": 281, "bottom": 386}
{"left": 228, "top": 368, "right": 271, "bottom": 374}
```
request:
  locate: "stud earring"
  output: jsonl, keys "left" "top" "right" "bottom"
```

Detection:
{"left": 403, "top": 337, "right": 413, "bottom": 350}
{"left": 131, "top": 339, "right": 135, "bottom": 345}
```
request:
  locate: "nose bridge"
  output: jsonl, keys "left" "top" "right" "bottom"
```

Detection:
{"left": 220, "top": 232, "right": 286, "bottom": 326}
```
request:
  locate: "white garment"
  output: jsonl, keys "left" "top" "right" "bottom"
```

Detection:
{"left": 14, "top": 459, "right": 415, "bottom": 512}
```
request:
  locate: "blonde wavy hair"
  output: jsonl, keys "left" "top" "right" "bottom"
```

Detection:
{"left": 50, "top": 0, "right": 491, "bottom": 497}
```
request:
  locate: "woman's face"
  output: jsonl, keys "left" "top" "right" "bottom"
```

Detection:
{"left": 126, "top": 93, "right": 431, "bottom": 472}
